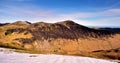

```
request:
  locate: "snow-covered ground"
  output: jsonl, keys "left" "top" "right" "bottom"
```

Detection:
{"left": 0, "top": 48, "right": 117, "bottom": 63}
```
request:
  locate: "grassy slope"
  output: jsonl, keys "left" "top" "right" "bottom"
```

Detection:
{"left": 0, "top": 24, "right": 32, "bottom": 49}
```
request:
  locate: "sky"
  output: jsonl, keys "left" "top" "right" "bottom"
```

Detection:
{"left": 0, "top": 0, "right": 120, "bottom": 27}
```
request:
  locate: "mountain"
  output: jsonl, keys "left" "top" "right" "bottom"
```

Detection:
{"left": 0, "top": 23, "right": 9, "bottom": 26}
{"left": 0, "top": 20, "right": 120, "bottom": 59}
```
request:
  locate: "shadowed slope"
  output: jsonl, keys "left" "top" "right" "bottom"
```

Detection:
{"left": 29, "top": 20, "right": 113, "bottom": 40}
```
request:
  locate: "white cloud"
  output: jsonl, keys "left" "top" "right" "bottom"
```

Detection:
{"left": 60, "top": 13, "right": 93, "bottom": 19}
{"left": 102, "top": 9, "right": 120, "bottom": 16}
{"left": 0, "top": 4, "right": 120, "bottom": 27}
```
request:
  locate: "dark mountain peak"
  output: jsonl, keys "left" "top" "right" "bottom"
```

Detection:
{"left": 26, "top": 21, "right": 113, "bottom": 40}
{"left": 56, "top": 20, "right": 90, "bottom": 31}
{"left": 57, "top": 20, "right": 78, "bottom": 25}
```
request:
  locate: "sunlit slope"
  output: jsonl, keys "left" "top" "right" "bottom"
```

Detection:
{"left": 0, "top": 21, "right": 32, "bottom": 49}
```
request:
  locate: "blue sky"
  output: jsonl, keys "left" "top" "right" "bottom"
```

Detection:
{"left": 0, "top": 0, "right": 120, "bottom": 27}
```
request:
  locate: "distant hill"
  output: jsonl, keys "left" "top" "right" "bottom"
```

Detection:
{"left": 99, "top": 28, "right": 120, "bottom": 33}
{"left": 0, "top": 20, "right": 120, "bottom": 59}
{"left": 11, "top": 21, "right": 31, "bottom": 25}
